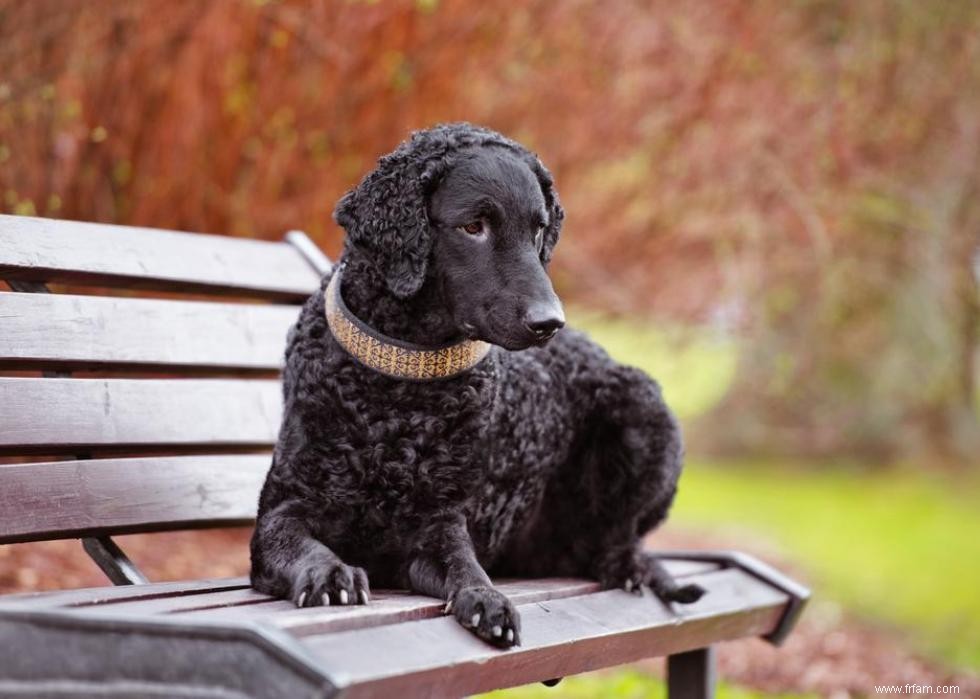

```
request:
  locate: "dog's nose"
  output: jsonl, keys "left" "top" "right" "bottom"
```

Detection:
{"left": 524, "top": 302, "right": 565, "bottom": 340}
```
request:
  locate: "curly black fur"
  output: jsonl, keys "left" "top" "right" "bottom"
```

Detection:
{"left": 250, "top": 123, "right": 704, "bottom": 649}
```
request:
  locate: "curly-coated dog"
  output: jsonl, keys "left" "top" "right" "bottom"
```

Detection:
{"left": 250, "top": 122, "right": 704, "bottom": 649}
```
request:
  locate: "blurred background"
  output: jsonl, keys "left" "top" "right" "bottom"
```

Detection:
{"left": 1, "top": 1, "right": 978, "bottom": 696}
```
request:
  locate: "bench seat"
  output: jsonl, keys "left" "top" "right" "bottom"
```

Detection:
{"left": 0, "top": 554, "right": 804, "bottom": 699}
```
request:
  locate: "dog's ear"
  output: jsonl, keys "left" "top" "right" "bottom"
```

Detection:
{"left": 334, "top": 150, "right": 436, "bottom": 298}
{"left": 526, "top": 156, "right": 564, "bottom": 264}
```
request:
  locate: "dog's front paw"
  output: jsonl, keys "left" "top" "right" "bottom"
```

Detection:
{"left": 291, "top": 555, "right": 370, "bottom": 608}
{"left": 447, "top": 586, "right": 521, "bottom": 648}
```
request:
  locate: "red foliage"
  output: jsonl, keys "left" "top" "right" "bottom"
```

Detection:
{"left": 2, "top": 0, "right": 978, "bottom": 457}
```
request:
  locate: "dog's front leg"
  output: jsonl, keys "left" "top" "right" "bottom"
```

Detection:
{"left": 407, "top": 513, "right": 521, "bottom": 648}
{"left": 250, "top": 499, "right": 370, "bottom": 608}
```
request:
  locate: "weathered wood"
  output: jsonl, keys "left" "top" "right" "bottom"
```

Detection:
{"left": 668, "top": 647, "right": 716, "bottom": 699}
{"left": 3, "top": 561, "right": 719, "bottom": 616}
{"left": 194, "top": 561, "right": 722, "bottom": 636}
{"left": 0, "top": 610, "right": 332, "bottom": 699}
{"left": 0, "top": 215, "right": 320, "bottom": 300}
{"left": 0, "top": 377, "right": 281, "bottom": 455}
{"left": 1, "top": 578, "right": 253, "bottom": 609}
{"left": 0, "top": 559, "right": 803, "bottom": 697}
{"left": 0, "top": 454, "right": 270, "bottom": 543}
{"left": 301, "top": 567, "right": 786, "bottom": 698}
{"left": 650, "top": 550, "right": 813, "bottom": 645}
{"left": 85, "top": 587, "right": 276, "bottom": 616}
{"left": 0, "top": 292, "right": 297, "bottom": 373}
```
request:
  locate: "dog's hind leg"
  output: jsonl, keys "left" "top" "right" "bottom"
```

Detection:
{"left": 578, "top": 365, "right": 706, "bottom": 605}
{"left": 615, "top": 548, "right": 707, "bottom": 604}
{"left": 407, "top": 513, "right": 521, "bottom": 648}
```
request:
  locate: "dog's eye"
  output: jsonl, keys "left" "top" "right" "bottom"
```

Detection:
{"left": 534, "top": 226, "right": 544, "bottom": 249}
{"left": 460, "top": 221, "right": 485, "bottom": 236}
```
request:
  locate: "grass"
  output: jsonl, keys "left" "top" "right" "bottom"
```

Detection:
{"left": 674, "top": 461, "right": 980, "bottom": 670}
{"left": 481, "top": 669, "right": 819, "bottom": 699}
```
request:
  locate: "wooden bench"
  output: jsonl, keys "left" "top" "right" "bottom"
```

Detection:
{"left": 0, "top": 214, "right": 809, "bottom": 699}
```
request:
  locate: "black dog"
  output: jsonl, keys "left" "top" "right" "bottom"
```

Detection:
{"left": 250, "top": 123, "right": 704, "bottom": 648}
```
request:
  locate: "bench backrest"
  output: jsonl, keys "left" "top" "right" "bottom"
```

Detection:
{"left": 0, "top": 215, "right": 328, "bottom": 544}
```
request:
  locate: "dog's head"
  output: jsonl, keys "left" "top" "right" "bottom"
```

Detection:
{"left": 334, "top": 123, "right": 565, "bottom": 350}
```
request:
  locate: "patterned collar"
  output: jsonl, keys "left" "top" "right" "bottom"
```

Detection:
{"left": 325, "top": 266, "right": 492, "bottom": 381}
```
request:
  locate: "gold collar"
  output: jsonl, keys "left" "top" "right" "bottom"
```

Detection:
{"left": 325, "top": 268, "right": 491, "bottom": 381}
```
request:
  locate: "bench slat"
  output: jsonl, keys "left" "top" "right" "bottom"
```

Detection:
{"left": 0, "top": 578, "right": 253, "bottom": 609}
{"left": 0, "top": 215, "right": 321, "bottom": 300}
{"left": 75, "top": 580, "right": 599, "bottom": 620}
{"left": 0, "top": 454, "right": 270, "bottom": 543}
{"left": 80, "top": 588, "right": 276, "bottom": 615}
{"left": 0, "top": 377, "right": 281, "bottom": 455}
{"left": 302, "top": 567, "right": 786, "bottom": 698}
{"left": 0, "top": 292, "right": 297, "bottom": 372}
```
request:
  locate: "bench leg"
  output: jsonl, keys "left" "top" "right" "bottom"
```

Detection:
{"left": 82, "top": 536, "right": 148, "bottom": 585}
{"left": 667, "top": 646, "right": 716, "bottom": 699}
